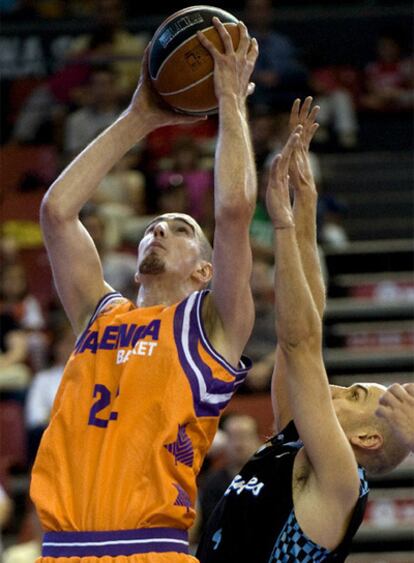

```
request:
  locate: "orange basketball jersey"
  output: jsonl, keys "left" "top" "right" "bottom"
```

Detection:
{"left": 31, "top": 290, "right": 250, "bottom": 536}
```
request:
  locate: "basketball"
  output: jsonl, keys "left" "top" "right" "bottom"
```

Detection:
{"left": 148, "top": 6, "right": 240, "bottom": 115}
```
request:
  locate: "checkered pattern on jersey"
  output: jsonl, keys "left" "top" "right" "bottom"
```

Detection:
{"left": 269, "top": 509, "right": 330, "bottom": 562}
{"left": 358, "top": 466, "right": 369, "bottom": 497}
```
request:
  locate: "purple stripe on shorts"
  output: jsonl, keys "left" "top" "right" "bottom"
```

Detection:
{"left": 42, "top": 528, "right": 189, "bottom": 557}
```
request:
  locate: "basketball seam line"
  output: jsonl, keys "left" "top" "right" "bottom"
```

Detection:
{"left": 157, "top": 71, "right": 214, "bottom": 96}
{"left": 150, "top": 23, "right": 238, "bottom": 82}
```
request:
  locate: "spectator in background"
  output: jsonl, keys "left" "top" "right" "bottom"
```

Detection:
{"left": 79, "top": 206, "right": 138, "bottom": 300}
{"left": 0, "top": 263, "right": 45, "bottom": 332}
{"left": 0, "top": 262, "right": 46, "bottom": 371}
{"left": 154, "top": 137, "right": 214, "bottom": 227}
{"left": 244, "top": 0, "right": 308, "bottom": 111}
{"left": 63, "top": 65, "right": 123, "bottom": 159}
{"left": 11, "top": 0, "right": 146, "bottom": 144}
{"left": 250, "top": 167, "right": 274, "bottom": 259}
{"left": 0, "top": 0, "right": 40, "bottom": 21}
{"left": 25, "top": 325, "right": 74, "bottom": 465}
{"left": 309, "top": 67, "right": 359, "bottom": 148}
{"left": 12, "top": 32, "right": 114, "bottom": 144}
{"left": 197, "top": 414, "right": 261, "bottom": 533}
{"left": 0, "top": 483, "right": 12, "bottom": 553}
{"left": 244, "top": 259, "right": 275, "bottom": 392}
{"left": 0, "top": 311, "right": 29, "bottom": 393}
{"left": 250, "top": 109, "right": 278, "bottom": 170}
{"left": 361, "top": 32, "right": 414, "bottom": 112}
{"left": 92, "top": 147, "right": 149, "bottom": 248}
{"left": 2, "top": 504, "right": 42, "bottom": 563}
{"left": 67, "top": 0, "right": 147, "bottom": 99}
{"left": 253, "top": 107, "right": 348, "bottom": 250}
{"left": 316, "top": 188, "right": 349, "bottom": 249}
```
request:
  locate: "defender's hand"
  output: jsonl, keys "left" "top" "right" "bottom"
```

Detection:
{"left": 266, "top": 126, "right": 302, "bottom": 229}
{"left": 288, "top": 97, "right": 320, "bottom": 192}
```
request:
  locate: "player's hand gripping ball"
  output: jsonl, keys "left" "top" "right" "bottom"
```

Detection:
{"left": 149, "top": 6, "right": 241, "bottom": 115}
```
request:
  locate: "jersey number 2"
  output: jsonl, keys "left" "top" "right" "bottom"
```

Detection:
{"left": 88, "top": 384, "right": 118, "bottom": 428}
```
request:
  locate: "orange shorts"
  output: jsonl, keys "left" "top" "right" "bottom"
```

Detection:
{"left": 38, "top": 528, "right": 199, "bottom": 563}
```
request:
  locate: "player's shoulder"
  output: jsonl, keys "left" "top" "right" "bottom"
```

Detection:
{"left": 98, "top": 295, "right": 131, "bottom": 318}
{"left": 84, "top": 291, "right": 131, "bottom": 328}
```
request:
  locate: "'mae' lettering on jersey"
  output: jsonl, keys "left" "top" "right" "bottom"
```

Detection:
{"left": 224, "top": 474, "right": 265, "bottom": 497}
{"left": 75, "top": 319, "right": 161, "bottom": 357}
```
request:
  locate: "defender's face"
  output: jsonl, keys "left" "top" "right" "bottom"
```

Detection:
{"left": 330, "top": 383, "right": 386, "bottom": 432}
{"left": 137, "top": 214, "right": 203, "bottom": 280}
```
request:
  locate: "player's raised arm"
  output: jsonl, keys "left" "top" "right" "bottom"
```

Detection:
{"left": 272, "top": 97, "right": 326, "bottom": 432}
{"left": 40, "top": 47, "right": 206, "bottom": 335}
{"left": 267, "top": 129, "right": 360, "bottom": 502}
{"left": 197, "top": 19, "right": 259, "bottom": 366}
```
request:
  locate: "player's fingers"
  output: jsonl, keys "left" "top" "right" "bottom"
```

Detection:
{"left": 270, "top": 154, "right": 282, "bottom": 179}
{"left": 307, "top": 105, "right": 320, "bottom": 125}
{"left": 237, "top": 21, "right": 250, "bottom": 56}
{"left": 197, "top": 30, "right": 217, "bottom": 57}
{"left": 403, "top": 383, "right": 414, "bottom": 397}
{"left": 387, "top": 383, "right": 409, "bottom": 402}
{"left": 213, "top": 17, "right": 234, "bottom": 54}
{"left": 378, "top": 386, "right": 403, "bottom": 408}
{"left": 289, "top": 98, "right": 301, "bottom": 128}
{"left": 375, "top": 404, "right": 392, "bottom": 420}
{"left": 299, "top": 96, "right": 313, "bottom": 122}
{"left": 303, "top": 122, "right": 319, "bottom": 148}
{"left": 247, "top": 37, "right": 259, "bottom": 64}
{"left": 280, "top": 128, "right": 302, "bottom": 175}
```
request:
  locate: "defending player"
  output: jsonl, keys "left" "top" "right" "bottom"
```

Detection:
{"left": 31, "top": 19, "right": 258, "bottom": 562}
{"left": 197, "top": 98, "right": 410, "bottom": 562}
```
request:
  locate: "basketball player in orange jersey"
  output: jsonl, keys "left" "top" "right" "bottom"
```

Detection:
{"left": 31, "top": 18, "right": 258, "bottom": 563}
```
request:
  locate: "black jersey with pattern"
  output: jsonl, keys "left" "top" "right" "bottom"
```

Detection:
{"left": 196, "top": 421, "right": 369, "bottom": 563}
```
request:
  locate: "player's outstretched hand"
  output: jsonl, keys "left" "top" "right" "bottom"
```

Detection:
{"left": 288, "top": 97, "right": 320, "bottom": 193}
{"left": 266, "top": 126, "right": 302, "bottom": 229}
{"left": 376, "top": 383, "right": 414, "bottom": 452}
{"left": 197, "top": 17, "right": 258, "bottom": 102}
{"left": 129, "top": 45, "right": 207, "bottom": 128}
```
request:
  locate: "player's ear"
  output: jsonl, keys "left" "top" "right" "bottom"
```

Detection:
{"left": 192, "top": 261, "right": 213, "bottom": 286}
{"left": 350, "top": 431, "right": 383, "bottom": 451}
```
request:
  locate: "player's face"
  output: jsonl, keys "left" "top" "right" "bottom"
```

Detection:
{"left": 330, "top": 383, "right": 386, "bottom": 431}
{"left": 137, "top": 214, "right": 204, "bottom": 280}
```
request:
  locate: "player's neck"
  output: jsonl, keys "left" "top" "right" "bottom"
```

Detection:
{"left": 136, "top": 276, "right": 196, "bottom": 308}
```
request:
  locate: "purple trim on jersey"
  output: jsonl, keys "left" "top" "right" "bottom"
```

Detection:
{"left": 174, "top": 296, "right": 209, "bottom": 415}
{"left": 75, "top": 291, "right": 123, "bottom": 349}
{"left": 173, "top": 291, "right": 251, "bottom": 417}
{"left": 42, "top": 528, "right": 189, "bottom": 557}
{"left": 195, "top": 289, "right": 252, "bottom": 380}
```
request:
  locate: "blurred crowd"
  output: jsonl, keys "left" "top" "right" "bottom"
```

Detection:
{"left": 0, "top": 0, "right": 413, "bottom": 559}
